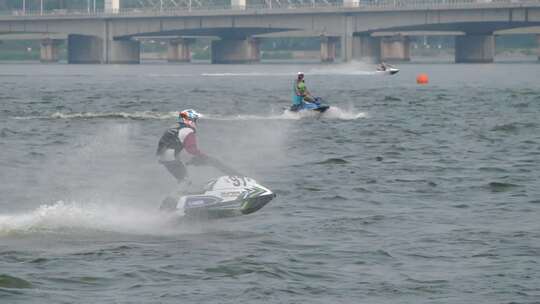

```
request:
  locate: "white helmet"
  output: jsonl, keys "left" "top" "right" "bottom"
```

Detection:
{"left": 179, "top": 109, "right": 201, "bottom": 122}
{"left": 178, "top": 109, "right": 201, "bottom": 129}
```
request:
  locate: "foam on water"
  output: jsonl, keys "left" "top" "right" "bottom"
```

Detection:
{"left": 0, "top": 200, "right": 181, "bottom": 236}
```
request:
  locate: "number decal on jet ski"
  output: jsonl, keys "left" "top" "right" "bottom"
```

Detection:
{"left": 230, "top": 176, "right": 241, "bottom": 186}
{"left": 229, "top": 176, "right": 248, "bottom": 187}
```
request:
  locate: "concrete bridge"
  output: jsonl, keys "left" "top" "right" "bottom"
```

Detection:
{"left": 1, "top": 0, "right": 540, "bottom": 63}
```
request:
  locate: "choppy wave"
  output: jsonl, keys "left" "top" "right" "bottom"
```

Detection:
{"left": 314, "top": 158, "right": 349, "bottom": 165}
{"left": 486, "top": 182, "right": 522, "bottom": 192}
{"left": 0, "top": 274, "right": 32, "bottom": 289}
{"left": 0, "top": 201, "right": 179, "bottom": 236}
{"left": 491, "top": 122, "right": 537, "bottom": 133}
{"left": 0, "top": 128, "right": 18, "bottom": 138}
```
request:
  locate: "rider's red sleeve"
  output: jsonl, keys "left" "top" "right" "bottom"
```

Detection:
{"left": 183, "top": 132, "right": 205, "bottom": 156}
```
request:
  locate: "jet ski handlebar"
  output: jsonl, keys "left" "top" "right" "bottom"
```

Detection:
{"left": 189, "top": 155, "right": 243, "bottom": 177}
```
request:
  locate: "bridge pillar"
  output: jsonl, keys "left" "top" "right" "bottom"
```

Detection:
{"left": 341, "top": 35, "right": 352, "bottom": 62}
{"left": 380, "top": 35, "right": 410, "bottom": 62}
{"left": 68, "top": 34, "right": 140, "bottom": 64}
{"left": 321, "top": 36, "right": 338, "bottom": 62}
{"left": 108, "top": 39, "right": 140, "bottom": 64}
{"left": 537, "top": 34, "right": 540, "bottom": 61}
{"left": 68, "top": 34, "right": 102, "bottom": 64}
{"left": 211, "top": 38, "right": 259, "bottom": 64}
{"left": 167, "top": 38, "right": 193, "bottom": 62}
{"left": 349, "top": 34, "right": 380, "bottom": 63}
{"left": 455, "top": 34, "right": 494, "bottom": 63}
{"left": 40, "top": 38, "right": 62, "bottom": 63}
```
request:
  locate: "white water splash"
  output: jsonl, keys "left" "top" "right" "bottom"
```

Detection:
{"left": 0, "top": 201, "right": 181, "bottom": 236}
{"left": 204, "top": 106, "right": 366, "bottom": 121}
{"left": 322, "top": 107, "right": 368, "bottom": 120}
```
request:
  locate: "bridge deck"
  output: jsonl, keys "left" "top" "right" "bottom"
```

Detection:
{"left": 1, "top": 0, "right": 540, "bottom": 20}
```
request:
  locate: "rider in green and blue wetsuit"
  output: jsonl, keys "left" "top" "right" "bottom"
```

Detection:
{"left": 292, "top": 72, "right": 315, "bottom": 110}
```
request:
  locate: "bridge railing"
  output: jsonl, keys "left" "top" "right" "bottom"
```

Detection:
{"left": 2, "top": 0, "right": 540, "bottom": 17}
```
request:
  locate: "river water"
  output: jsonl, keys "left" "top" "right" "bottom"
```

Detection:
{"left": 1, "top": 62, "right": 539, "bottom": 303}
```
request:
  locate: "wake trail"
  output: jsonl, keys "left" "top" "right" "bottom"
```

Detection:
{"left": 201, "top": 71, "right": 378, "bottom": 77}
{"left": 11, "top": 107, "right": 366, "bottom": 122}
{"left": 13, "top": 111, "right": 178, "bottom": 120}
{"left": 201, "top": 61, "right": 382, "bottom": 77}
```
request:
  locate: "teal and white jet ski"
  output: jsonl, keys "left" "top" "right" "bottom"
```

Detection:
{"left": 289, "top": 97, "right": 330, "bottom": 113}
{"left": 160, "top": 176, "right": 275, "bottom": 219}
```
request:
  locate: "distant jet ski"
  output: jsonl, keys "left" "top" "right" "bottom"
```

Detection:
{"left": 290, "top": 97, "right": 330, "bottom": 113}
{"left": 376, "top": 62, "right": 399, "bottom": 75}
{"left": 376, "top": 67, "right": 399, "bottom": 75}
{"left": 160, "top": 176, "right": 275, "bottom": 219}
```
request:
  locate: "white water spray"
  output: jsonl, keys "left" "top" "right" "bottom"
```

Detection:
{"left": 0, "top": 200, "right": 180, "bottom": 236}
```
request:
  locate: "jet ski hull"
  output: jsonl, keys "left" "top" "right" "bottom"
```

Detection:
{"left": 182, "top": 192, "right": 275, "bottom": 219}
{"left": 377, "top": 68, "right": 399, "bottom": 75}
{"left": 290, "top": 98, "right": 330, "bottom": 113}
{"left": 160, "top": 176, "right": 275, "bottom": 219}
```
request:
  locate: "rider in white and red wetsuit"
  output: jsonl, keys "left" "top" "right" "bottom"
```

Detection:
{"left": 157, "top": 109, "right": 240, "bottom": 183}
{"left": 156, "top": 109, "right": 207, "bottom": 183}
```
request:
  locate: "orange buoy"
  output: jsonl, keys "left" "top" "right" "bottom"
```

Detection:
{"left": 416, "top": 74, "right": 429, "bottom": 84}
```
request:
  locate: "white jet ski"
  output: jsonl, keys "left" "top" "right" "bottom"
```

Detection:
{"left": 160, "top": 176, "right": 275, "bottom": 219}
{"left": 376, "top": 67, "right": 399, "bottom": 75}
